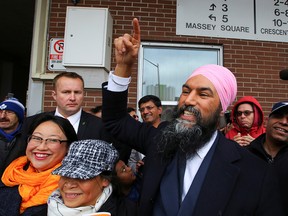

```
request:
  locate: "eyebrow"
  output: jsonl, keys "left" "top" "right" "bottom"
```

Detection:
{"left": 182, "top": 84, "right": 214, "bottom": 95}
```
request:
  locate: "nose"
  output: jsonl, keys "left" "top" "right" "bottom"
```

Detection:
{"left": 280, "top": 116, "right": 288, "bottom": 125}
{"left": 142, "top": 109, "right": 149, "bottom": 115}
{"left": 184, "top": 91, "right": 197, "bottom": 106}
{"left": 69, "top": 93, "right": 76, "bottom": 101}
{"left": 64, "top": 179, "right": 77, "bottom": 188}
{"left": 36, "top": 140, "right": 49, "bottom": 150}
{"left": 141, "top": 107, "right": 150, "bottom": 113}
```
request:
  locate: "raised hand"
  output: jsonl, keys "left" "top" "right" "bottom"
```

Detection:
{"left": 114, "top": 18, "right": 141, "bottom": 77}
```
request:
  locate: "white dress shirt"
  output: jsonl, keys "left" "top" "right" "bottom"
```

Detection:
{"left": 182, "top": 131, "right": 217, "bottom": 200}
{"left": 54, "top": 107, "right": 82, "bottom": 133}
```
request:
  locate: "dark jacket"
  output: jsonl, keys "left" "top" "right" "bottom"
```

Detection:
{"left": 102, "top": 84, "right": 285, "bottom": 216}
{"left": 248, "top": 133, "right": 288, "bottom": 214}
{"left": 0, "top": 132, "right": 26, "bottom": 176}
{"left": 0, "top": 181, "right": 47, "bottom": 216}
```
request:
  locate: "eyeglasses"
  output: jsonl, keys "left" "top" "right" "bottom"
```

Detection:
{"left": 236, "top": 110, "right": 254, "bottom": 117}
{"left": 132, "top": 114, "right": 139, "bottom": 119}
{"left": 0, "top": 110, "right": 15, "bottom": 116}
{"left": 139, "top": 106, "right": 155, "bottom": 113}
{"left": 27, "top": 135, "right": 68, "bottom": 146}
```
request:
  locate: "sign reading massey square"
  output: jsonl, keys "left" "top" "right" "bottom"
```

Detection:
{"left": 176, "top": 0, "right": 288, "bottom": 42}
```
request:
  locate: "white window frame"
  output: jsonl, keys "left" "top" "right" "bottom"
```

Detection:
{"left": 137, "top": 42, "right": 223, "bottom": 108}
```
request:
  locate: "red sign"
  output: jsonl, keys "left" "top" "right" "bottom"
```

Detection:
{"left": 49, "top": 54, "right": 63, "bottom": 60}
{"left": 48, "top": 38, "right": 66, "bottom": 71}
{"left": 53, "top": 39, "right": 64, "bottom": 54}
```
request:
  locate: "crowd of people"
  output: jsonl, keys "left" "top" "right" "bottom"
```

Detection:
{"left": 0, "top": 17, "right": 287, "bottom": 216}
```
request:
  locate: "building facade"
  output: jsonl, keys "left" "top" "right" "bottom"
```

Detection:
{"left": 26, "top": 0, "right": 288, "bottom": 117}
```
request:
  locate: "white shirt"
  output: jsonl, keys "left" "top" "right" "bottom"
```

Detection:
{"left": 54, "top": 107, "right": 82, "bottom": 133}
{"left": 182, "top": 131, "right": 217, "bottom": 200}
{"left": 107, "top": 71, "right": 130, "bottom": 91}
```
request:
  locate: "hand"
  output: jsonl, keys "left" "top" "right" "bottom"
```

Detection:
{"left": 233, "top": 133, "right": 254, "bottom": 146}
{"left": 241, "top": 134, "right": 255, "bottom": 146}
{"left": 114, "top": 18, "right": 141, "bottom": 77}
{"left": 233, "top": 133, "right": 242, "bottom": 145}
{"left": 136, "top": 159, "right": 144, "bottom": 175}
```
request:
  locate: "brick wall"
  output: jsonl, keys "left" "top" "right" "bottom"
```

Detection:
{"left": 47, "top": 0, "right": 288, "bottom": 117}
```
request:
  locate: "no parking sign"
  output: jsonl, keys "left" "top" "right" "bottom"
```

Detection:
{"left": 48, "top": 38, "right": 66, "bottom": 71}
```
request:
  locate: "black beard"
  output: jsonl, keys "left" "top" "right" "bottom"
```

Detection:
{"left": 156, "top": 105, "right": 221, "bottom": 160}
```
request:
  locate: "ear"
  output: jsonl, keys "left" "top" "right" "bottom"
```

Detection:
{"left": 101, "top": 178, "right": 110, "bottom": 188}
{"left": 52, "top": 90, "right": 56, "bottom": 100}
{"left": 158, "top": 106, "right": 163, "bottom": 114}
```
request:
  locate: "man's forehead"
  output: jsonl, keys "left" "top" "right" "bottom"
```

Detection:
{"left": 184, "top": 75, "right": 217, "bottom": 92}
{"left": 140, "top": 101, "right": 156, "bottom": 107}
{"left": 0, "top": 109, "right": 15, "bottom": 113}
{"left": 56, "top": 77, "right": 84, "bottom": 86}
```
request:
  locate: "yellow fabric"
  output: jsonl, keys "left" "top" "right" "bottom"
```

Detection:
{"left": 1, "top": 156, "right": 61, "bottom": 213}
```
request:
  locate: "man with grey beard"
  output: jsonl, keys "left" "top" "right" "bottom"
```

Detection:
{"left": 102, "top": 18, "right": 284, "bottom": 216}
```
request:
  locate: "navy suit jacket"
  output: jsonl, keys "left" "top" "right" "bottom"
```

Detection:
{"left": 102, "top": 84, "right": 285, "bottom": 216}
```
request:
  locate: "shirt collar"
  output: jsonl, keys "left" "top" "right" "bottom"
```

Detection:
{"left": 196, "top": 131, "right": 218, "bottom": 159}
{"left": 54, "top": 107, "right": 82, "bottom": 125}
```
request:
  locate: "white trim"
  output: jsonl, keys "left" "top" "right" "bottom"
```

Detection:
{"left": 26, "top": 0, "right": 50, "bottom": 116}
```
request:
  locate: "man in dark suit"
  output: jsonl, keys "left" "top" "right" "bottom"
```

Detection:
{"left": 20, "top": 72, "right": 111, "bottom": 143}
{"left": 102, "top": 18, "right": 284, "bottom": 215}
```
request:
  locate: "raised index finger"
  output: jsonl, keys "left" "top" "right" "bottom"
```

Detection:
{"left": 132, "top": 18, "right": 141, "bottom": 42}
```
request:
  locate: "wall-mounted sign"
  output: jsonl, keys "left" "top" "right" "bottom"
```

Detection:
{"left": 48, "top": 38, "right": 66, "bottom": 71}
{"left": 176, "top": 0, "right": 288, "bottom": 42}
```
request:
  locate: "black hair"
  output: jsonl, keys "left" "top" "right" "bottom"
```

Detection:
{"left": 28, "top": 114, "right": 78, "bottom": 147}
{"left": 110, "top": 159, "right": 126, "bottom": 196}
{"left": 100, "top": 170, "right": 113, "bottom": 181}
{"left": 127, "top": 107, "right": 136, "bottom": 113}
{"left": 138, "top": 95, "right": 162, "bottom": 108}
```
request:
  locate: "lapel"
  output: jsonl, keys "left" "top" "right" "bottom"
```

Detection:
{"left": 77, "top": 110, "right": 87, "bottom": 138}
{"left": 140, "top": 151, "right": 169, "bottom": 210}
{"left": 178, "top": 136, "right": 218, "bottom": 216}
{"left": 159, "top": 153, "right": 181, "bottom": 216}
{"left": 193, "top": 134, "right": 241, "bottom": 216}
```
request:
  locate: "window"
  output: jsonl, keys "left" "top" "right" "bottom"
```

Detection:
{"left": 137, "top": 42, "right": 223, "bottom": 119}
